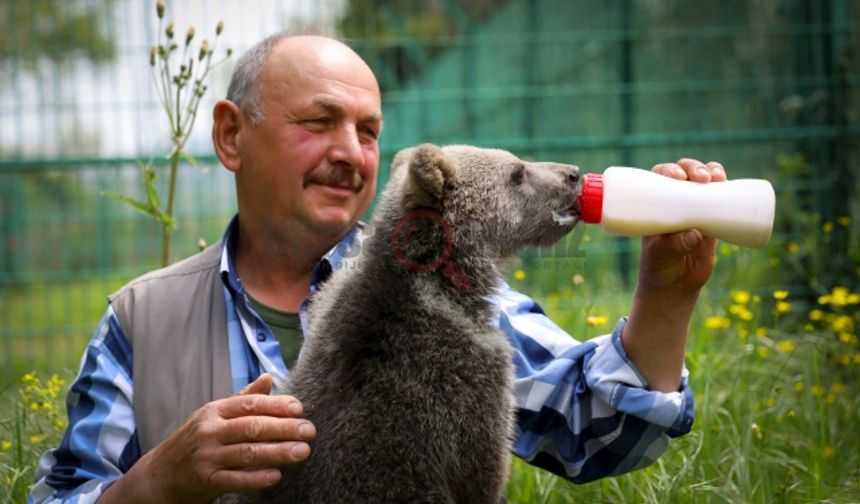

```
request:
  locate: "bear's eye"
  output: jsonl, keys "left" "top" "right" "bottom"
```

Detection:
{"left": 511, "top": 163, "right": 526, "bottom": 185}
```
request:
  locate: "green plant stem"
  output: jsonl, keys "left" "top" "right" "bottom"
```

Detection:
{"left": 161, "top": 149, "right": 181, "bottom": 267}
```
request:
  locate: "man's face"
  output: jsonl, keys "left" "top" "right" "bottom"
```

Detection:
{"left": 235, "top": 39, "right": 383, "bottom": 241}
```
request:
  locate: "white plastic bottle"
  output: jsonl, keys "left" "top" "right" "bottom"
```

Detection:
{"left": 576, "top": 167, "right": 776, "bottom": 248}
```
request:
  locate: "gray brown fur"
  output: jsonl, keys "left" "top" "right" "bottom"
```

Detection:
{"left": 242, "top": 144, "right": 579, "bottom": 503}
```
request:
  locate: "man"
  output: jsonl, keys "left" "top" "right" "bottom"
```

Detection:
{"left": 31, "top": 33, "right": 725, "bottom": 503}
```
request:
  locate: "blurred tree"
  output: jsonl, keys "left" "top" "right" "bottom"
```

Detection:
{"left": 0, "top": 0, "right": 115, "bottom": 73}
{"left": 0, "top": 0, "right": 116, "bottom": 280}
{"left": 337, "top": 0, "right": 509, "bottom": 90}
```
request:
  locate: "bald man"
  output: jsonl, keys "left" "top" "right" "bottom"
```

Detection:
{"left": 32, "top": 34, "right": 724, "bottom": 503}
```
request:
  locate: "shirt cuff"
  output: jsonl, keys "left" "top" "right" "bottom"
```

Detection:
{"left": 584, "top": 317, "right": 694, "bottom": 438}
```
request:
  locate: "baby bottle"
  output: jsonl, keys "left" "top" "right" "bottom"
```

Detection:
{"left": 576, "top": 167, "right": 776, "bottom": 248}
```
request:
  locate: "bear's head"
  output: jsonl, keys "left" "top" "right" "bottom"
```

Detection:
{"left": 378, "top": 144, "right": 579, "bottom": 267}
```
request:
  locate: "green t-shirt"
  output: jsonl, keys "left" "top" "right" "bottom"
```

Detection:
{"left": 246, "top": 293, "right": 304, "bottom": 369}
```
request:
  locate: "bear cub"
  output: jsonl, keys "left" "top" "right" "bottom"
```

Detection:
{"left": 245, "top": 144, "right": 580, "bottom": 503}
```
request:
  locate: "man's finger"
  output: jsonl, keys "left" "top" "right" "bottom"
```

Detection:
{"left": 236, "top": 373, "right": 273, "bottom": 396}
{"left": 208, "top": 467, "right": 283, "bottom": 492}
{"left": 217, "top": 394, "right": 304, "bottom": 419}
{"left": 217, "top": 440, "right": 312, "bottom": 468}
{"left": 651, "top": 163, "right": 687, "bottom": 180}
{"left": 218, "top": 416, "right": 316, "bottom": 444}
{"left": 706, "top": 161, "right": 727, "bottom": 182}
{"left": 677, "top": 158, "right": 711, "bottom": 183}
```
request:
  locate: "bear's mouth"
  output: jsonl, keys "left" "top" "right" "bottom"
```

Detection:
{"left": 551, "top": 208, "right": 579, "bottom": 226}
{"left": 551, "top": 197, "right": 581, "bottom": 226}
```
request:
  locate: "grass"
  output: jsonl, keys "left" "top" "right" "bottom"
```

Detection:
{"left": 2, "top": 227, "right": 858, "bottom": 502}
{"left": 503, "top": 235, "right": 860, "bottom": 503}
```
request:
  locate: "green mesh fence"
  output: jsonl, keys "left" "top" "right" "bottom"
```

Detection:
{"left": 1, "top": 0, "right": 858, "bottom": 384}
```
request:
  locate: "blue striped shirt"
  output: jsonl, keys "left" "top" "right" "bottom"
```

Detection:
{"left": 30, "top": 219, "right": 694, "bottom": 503}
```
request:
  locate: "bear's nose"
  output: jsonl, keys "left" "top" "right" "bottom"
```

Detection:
{"left": 566, "top": 165, "right": 580, "bottom": 186}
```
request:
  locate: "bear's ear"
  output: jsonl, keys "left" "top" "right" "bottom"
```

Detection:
{"left": 401, "top": 143, "right": 459, "bottom": 209}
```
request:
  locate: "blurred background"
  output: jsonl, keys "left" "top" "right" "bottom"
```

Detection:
{"left": 1, "top": 1, "right": 859, "bottom": 501}
{"left": 1, "top": 0, "right": 857, "bottom": 383}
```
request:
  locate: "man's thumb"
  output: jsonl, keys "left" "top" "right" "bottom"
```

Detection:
{"left": 236, "top": 373, "right": 273, "bottom": 396}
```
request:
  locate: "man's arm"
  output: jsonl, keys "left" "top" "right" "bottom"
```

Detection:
{"left": 497, "top": 288, "right": 694, "bottom": 483}
{"left": 30, "top": 308, "right": 316, "bottom": 504}
{"left": 623, "top": 158, "right": 726, "bottom": 392}
{"left": 29, "top": 308, "right": 137, "bottom": 504}
{"left": 97, "top": 374, "right": 314, "bottom": 504}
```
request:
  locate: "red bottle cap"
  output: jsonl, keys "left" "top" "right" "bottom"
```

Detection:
{"left": 577, "top": 173, "right": 604, "bottom": 224}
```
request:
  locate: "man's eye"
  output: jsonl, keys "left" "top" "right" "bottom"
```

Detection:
{"left": 303, "top": 118, "right": 330, "bottom": 128}
{"left": 361, "top": 127, "right": 379, "bottom": 140}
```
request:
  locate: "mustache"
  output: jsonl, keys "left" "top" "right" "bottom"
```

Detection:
{"left": 304, "top": 164, "right": 364, "bottom": 192}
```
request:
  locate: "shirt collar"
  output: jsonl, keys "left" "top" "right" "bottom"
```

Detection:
{"left": 219, "top": 214, "right": 363, "bottom": 297}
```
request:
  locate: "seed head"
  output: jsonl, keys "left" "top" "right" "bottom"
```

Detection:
{"left": 156, "top": 0, "right": 165, "bottom": 19}
{"left": 166, "top": 22, "right": 175, "bottom": 39}
{"left": 216, "top": 20, "right": 224, "bottom": 36}
{"left": 198, "top": 40, "right": 209, "bottom": 61}
{"left": 149, "top": 46, "right": 157, "bottom": 66}
{"left": 186, "top": 26, "right": 196, "bottom": 45}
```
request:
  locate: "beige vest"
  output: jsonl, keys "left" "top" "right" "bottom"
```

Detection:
{"left": 108, "top": 241, "right": 233, "bottom": 453}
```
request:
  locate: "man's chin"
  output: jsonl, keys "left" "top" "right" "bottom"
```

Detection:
{"left": 310, "top": 210, "right": 361, "bottom": 239}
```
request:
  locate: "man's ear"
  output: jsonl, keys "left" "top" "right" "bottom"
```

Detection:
{"left": 212, "top": 100, "right": 243, "bottom": 173}
{"left": 402, "top": 143, "right": 459, "bottom": 209}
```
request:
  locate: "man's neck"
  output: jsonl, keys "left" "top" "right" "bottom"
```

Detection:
{"left": 234, "top": 219, "right": 340, "bottom": 313}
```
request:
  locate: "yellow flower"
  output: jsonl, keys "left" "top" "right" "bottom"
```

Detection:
{"left": 809, "top": 309, "right": 824, "bottom": 321}
{"left": 0, "top": 441, "right": 11, "bottom": 451}
{"left": 729, "top": 304, "right": 754, "bottom": 321}
{"left": 810, "top": 385, "right": 824, "bottom": 397}
{"left": 719, "top": 243, "right": 733, "bottom": 256}
{"left": 822, "top": 222, "right": 834, "bottom": 233}
{"left": 794, "top": 382, "right": 805, "bottom": 393}
{"left": 586, "top": 315, "right": 609, "bottom": 327}
{"left": 732, "top": 290, "right": 751, "bottom": 305}
{"left": 775, "top": 301, "right": 791, "bottom": 314}
{"left": 756, "top": 347, "right": 770, "bottom": 359}
{"left": 22, "top": 372, "right": 37, "bottom": 384}
{"left": 831, "top": 315, "right": 854, "bottom": 333}
{"left": 786, "top": 409, "right": 796, "bottom": 419}
{"left": 837, "top": 215, "right": 851, "bottom": 227}
{"left": 29, "top": 434, "right": 46, "bottom": 445}
{"left": 825, "top": 394, "right": 836, "bottom": 405}
{"left": 786, "top": 241, "right": 799, "bottom": 253}
{"left": 513, "top": 270, "right": 526, "bottom": 281}
{"left": 839, "top": 333, "right": 857, "bottom": 345}
{"left": 704, "top": 316, "right": 731, "bottom": 329}
{"left": 838, "top": 354, "right": 851, "bottom": 366}
{"left": 29, "top": 402, "right": 40, "bottom": 412}
{"left": 821, "top": 286, "right": 856, "bottom": 306}
{"left": 823, "top": 445, "right": 836, "bottom": 459}
{"left": 773, "top": 290, "right": 789, "bottom": 300}
{"left": 777, "top": 340, "right": 795, "bottom": 353}
{"left": 755, "top": 327, "right": 768, "bottom": 338}
{"left": 830, "top": 382, "right": 846, "bottom": 395}
{"left": 751, "top": 422, "right": 762, "bottom": 440}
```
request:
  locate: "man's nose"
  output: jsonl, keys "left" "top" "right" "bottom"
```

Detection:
{"left": 329, "top": 125, "right": 365, "bottom": 169}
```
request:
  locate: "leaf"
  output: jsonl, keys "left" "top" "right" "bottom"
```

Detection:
{"left": 100, "top": 191, "right": 161, "bottom": 220}
{"left": 180, "top": 149, "right": 199, "bottom": 168}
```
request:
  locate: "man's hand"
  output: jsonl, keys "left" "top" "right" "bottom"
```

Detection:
{"left": 98, "top": 373, "right": 316, "bottom": 504}
{"left": 638, "top": 158, "right": 727, "bottom": 292}
{"left": 622, "top": 158, "right": 726, "bottom": 392}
